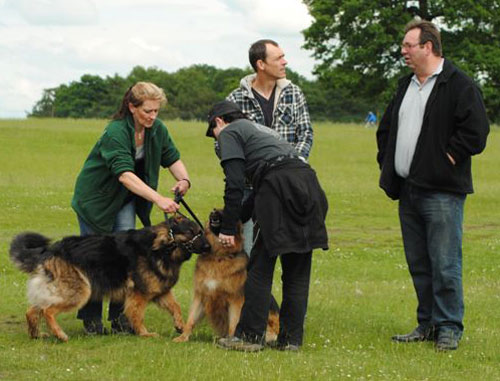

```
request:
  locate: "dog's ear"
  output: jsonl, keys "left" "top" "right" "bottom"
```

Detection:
{"left": 151, "top": 222, "right": 175, "bottom": 250}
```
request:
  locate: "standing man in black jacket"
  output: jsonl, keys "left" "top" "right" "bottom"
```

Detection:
{"left": 377, "top": 20, "right": 489, "bottom": 351}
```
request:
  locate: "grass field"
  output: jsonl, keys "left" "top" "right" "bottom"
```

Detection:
{"left": 0, "top": 118, "right": 498, "bottom": 380}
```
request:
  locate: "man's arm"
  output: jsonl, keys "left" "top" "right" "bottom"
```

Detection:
{"left": 376, "top": 98, "right": 395, "bottom": 169}
{"left": 220, "top": 158, "right": 246, "bottom": 235}
{"left": 447, "top": 82, "right": 490, "bottom": 164}
{"left": 293, "top": 88, "right": 313, "bottom": 159}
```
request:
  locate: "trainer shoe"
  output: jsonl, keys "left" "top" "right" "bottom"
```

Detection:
{"left": 83, "top": 320, "right": 108, "bottom": 335}
{"left": 392, "top": 326, "right": 435, "bottom": 343}
{"left": 276, "top": 343, "right": 300, "bottom": 352}
{"left": 111, "top": 314, "right": 135, "bottom": 335}
{"left": 435, "top": 332, "right": 459, "bottom": 351}
{"left": 217, "top": 336, "right": 264, "bottom": 352}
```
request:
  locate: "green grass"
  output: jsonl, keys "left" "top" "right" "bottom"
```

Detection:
{"left": 0, "top": 119, "right": 498, "bottom": 380}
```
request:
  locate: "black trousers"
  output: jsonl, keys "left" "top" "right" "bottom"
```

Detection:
{"left": 235, "top": 233, "right": 312, "bottom": 346}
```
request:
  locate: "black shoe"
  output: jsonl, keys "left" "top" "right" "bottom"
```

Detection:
{"left": 83, "top": 320, "right": 108, "bottom": 335}
{"left": 392, "top": 326, "right": 434, "bottom": 343}
{"left": 111, "top": 314, "right": 135, "bottom": 335}
{"left": 435, "top": 332, "right": 459, "bottom": 351}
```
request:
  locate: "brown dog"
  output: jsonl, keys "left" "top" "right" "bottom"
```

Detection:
{"left": 173, "top": 209, "right": 279, "bottom": 343}
{"left": 9, "top": 214, "right": 208, "bottom": 342}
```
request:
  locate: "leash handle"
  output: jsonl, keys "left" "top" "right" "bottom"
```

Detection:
{"left": 174, "top": 190, "right": 204, "bottom": 230}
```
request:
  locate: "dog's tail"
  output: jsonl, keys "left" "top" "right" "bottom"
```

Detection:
{"left": 9, "top": 232, "right": 51, "bottom": 273}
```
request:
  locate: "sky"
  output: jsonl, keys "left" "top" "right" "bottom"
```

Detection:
{"left": 0, "top": 0, "right": 317, "bottom": 118}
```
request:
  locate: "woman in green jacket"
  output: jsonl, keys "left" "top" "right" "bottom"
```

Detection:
{"left": 71, "top": 82, "right": 191, "bottom": 334}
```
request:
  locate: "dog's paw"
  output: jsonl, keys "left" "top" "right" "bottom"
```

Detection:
{"left": 56, "top": 333, "right": 69, "bottom": 342}
{"left": 139, "top": 332, "right": 159, "bottom": 338}
{"left": 173, "top": 334, "right": 189, "bottom": 343}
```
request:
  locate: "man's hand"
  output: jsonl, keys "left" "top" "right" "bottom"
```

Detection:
{"left": 218, "top": 233, "right": 235, "bottom": 248}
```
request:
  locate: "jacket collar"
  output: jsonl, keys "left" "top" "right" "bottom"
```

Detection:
{"left": 125, "top": 114, "right": 160, "bottom": 139}
{"left": 399, "top": 58, "right": 456, "bottom": 87}
{"left": 240, "top": 73, "right": 291, "bottom": 98}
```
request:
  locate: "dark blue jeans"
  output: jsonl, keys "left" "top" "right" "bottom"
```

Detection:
{"left": 399, "top": 183, "right": 466, "bottom": 338}
{"left": 76, "top": 200, "right": 136, "bottom": 322}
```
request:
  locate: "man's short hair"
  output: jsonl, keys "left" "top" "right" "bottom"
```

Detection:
{"left": 249, "top": 39, "right": 279, "bottom": 72}
{"left": 405, "top": 19, "right": 442, "bottom": 56}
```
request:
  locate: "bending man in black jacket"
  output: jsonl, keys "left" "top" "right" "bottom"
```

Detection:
{"left": 376, "top": 20, "right": 489, "bottom": 351}
{"left": 206, "top": 100, "right": 328, "bottom": 352}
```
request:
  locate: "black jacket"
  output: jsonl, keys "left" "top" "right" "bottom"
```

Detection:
{"left": 376, "top": 59, "right": 489, "bottom": 200}
{"left": 254, "top": 159, "right": 329, "bottom": 256}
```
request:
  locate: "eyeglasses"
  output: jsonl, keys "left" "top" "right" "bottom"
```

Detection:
{"left": 401, "top": 42, "right": 422, "bottom": 49}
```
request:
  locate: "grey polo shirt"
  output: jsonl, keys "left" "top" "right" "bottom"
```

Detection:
{"left": 395, "top": 59, "right": 444, "bottom": 178}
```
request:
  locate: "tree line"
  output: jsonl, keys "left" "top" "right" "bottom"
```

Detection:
{"left": 30, "top": 0, "right": 500, "bottom": 123}
{"left": 29, "top": 64, "right": 375, "bottom": 122}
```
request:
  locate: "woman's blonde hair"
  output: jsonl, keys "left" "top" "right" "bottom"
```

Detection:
{"left": 113, "top": 82, "right": 167, "bottom": 120}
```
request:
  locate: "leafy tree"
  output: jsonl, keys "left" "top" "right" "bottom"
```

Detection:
{"left": 302, "top": 0, "right": 500, "bottom": 122}
{"left": 30, "top": 88, "right": 57, "bottom": 117}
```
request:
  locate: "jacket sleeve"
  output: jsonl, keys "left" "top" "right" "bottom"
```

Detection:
{"left": 447, "top": 83, "right": 490, "bottom": 164}
{"left": 99, "top": 128, "right": 135, "bottom": 177}
{"left": 220, "top": 158, "right": 246, "bottom": 235}
{"left": 376, "top": 97, "right": 395, "bottom": 169}
{"left": 293, "top": 88, "right": 313, "bottom": 159}
{"left": 159, "top": 124, "right": 181, "bottom": 168}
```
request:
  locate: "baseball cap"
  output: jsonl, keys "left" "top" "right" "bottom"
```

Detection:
{"left": 206, "top": 100, "right": 242, "bottom": 137}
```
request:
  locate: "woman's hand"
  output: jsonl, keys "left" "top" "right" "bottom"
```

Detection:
{"left": 171, "top": 178, "right": 190, "bottom": 196}
{"left": 154, "top": 195, "right": 180, "bottom": 214}
{"left": 168, "top": 160, "right": 190, "bottom": 196}
{"left": 218, "top": 233, "right": 235, "bottom": 248}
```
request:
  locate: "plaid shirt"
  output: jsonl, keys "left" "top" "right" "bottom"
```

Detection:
{"left": 227, "top": 74, "right": 313, "bottom": 158}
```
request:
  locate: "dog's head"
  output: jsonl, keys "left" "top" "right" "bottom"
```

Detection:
{"left": 204, "top": 209, "right": 244, "bottom": 256}
{"left": 152, "top": 215, "right": 210, "bottom": 260}
{"left": 170, "top": 214, "right": 210, "bottom": 255}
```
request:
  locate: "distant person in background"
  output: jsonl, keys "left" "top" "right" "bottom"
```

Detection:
{"left": 364, "top": 111, "right": 377, "bottom": 128}
{"left": 376, "top": 20, "right": 489, "bottom": 351}
{"left": 226, "top": 38, "right": 313, "bottom": 255}
{"left": 71, "top": 82, "right": 191, "bottom": 335}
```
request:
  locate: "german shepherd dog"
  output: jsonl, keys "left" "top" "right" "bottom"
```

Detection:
{"left": 9, "top": 214, "right": 209, "bottom": 342}
{"left": 173, "top": 209, "right": 279, "bottom": 343}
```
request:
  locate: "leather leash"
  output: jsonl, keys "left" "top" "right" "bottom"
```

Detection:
{"left": 173, "top": 190, "right": 204, "bottom": 230}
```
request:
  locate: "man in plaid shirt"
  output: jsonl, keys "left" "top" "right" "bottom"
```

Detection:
{"left": 224, "top": 39, "right": 313, "bottom": 259}
{"left": 226, "top": 39, "right": 313, "bottom": 159}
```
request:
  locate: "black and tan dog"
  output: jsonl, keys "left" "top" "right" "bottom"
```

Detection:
{"left": 173, "top": 209, "right": 279, "bottom": 343}
{"left": 9, "top": 214, "right": 209, "bottom": 342}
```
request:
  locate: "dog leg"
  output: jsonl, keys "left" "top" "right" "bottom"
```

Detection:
{"left": 42, "top": 306, "right": 68, "bottom": 342}
{"left": 265, "top": 311, "right": 280, "bottom": 343}
{"left": 26, "top": 306, "right": 47, "bottom": 339}
{"left": 173, "top": 294, "right": 204, "bottom": 343}
{"left": 156, "top": 290, "right": 184, "bottom": 334}
{"left": 124, "top": 292, "right": 158, "bottom": 337}
{"left": 227, "top": 298, "right": 244, "bottom": 337}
